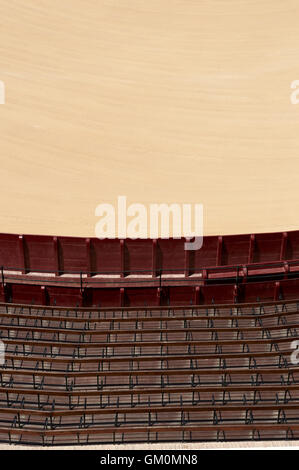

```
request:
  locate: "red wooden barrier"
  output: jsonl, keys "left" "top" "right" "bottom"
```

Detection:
{"left": 0, "top": 230, "right": 297, "bottom": 276}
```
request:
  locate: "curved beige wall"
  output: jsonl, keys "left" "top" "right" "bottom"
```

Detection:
{"left": 0, "top": 0, "right": 299, "bottom": 237}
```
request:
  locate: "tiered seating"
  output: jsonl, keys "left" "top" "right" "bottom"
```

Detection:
{"left": 0, "top": 301, "right": 298, "bottom": 445}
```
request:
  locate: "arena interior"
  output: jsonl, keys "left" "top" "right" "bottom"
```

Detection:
{"left": 1, "top": 0, "right": 299, "bottom": 449}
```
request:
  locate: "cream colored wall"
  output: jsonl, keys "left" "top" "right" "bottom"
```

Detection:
{"left": 0, "top": 0, "right": 299, "bottom": 237}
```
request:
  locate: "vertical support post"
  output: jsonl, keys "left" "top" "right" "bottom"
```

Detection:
{"left": 152, "top": 239, "right": 157, "bottom": 278}
{"left": 194, "top": 286, "right": 200, "bottom": 305}
{"left": 274, "top": 281, "right": 281, "bottom": 301}
{"left": 80, "top": 272, "right": 83, "bottom": 293}
{"left": 0, "top": 283, "right": 6, "bottom": 303}
{"left": 18, "top": 235, "right": 26, "bottom": 274}
{"left": 120, "top": 288, "right": 125, "bottom": 307}
{"left": 242, "top": 265, "right": 247, "bottom": 283}
{"left": 80, "top": 284, "right": 85, "bottom": 307}
{"left": 86, "top": 238, "right": 91, "bottom": 277}
{"left": 157, "top": 287, "right": 162, "bottom": 306}
{"left": 53, "top": 237, "right": 60, "bottom": 276}
{"left": 184, "top": 245, "right": 190, "bottom": 278}
{"left": 280, "top": 232, "right": 288, "bottom": 261}
{"left": 216, "top": 236, "right": 222, "bottom": 266}
{"left": 1, "top": 266, "right": 4, "bottom": 287}
{"left": 120, "top": 240, "right": 125, "bottom": 278}
{"left": 41, "top": 286, "right": 47, "bottom": 306}
{"left": 284, "top": 262, "right": 289, "bottom": 279}
{"left": 248, "top": 234, "right": 255, "bottom": 264}
{"left": 233, "top": 284, "right": 239, "bottom": 303}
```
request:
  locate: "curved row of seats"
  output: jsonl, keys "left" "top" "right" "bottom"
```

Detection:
{"left": 0, "top": 301, "right": 298, "bottom": 445}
